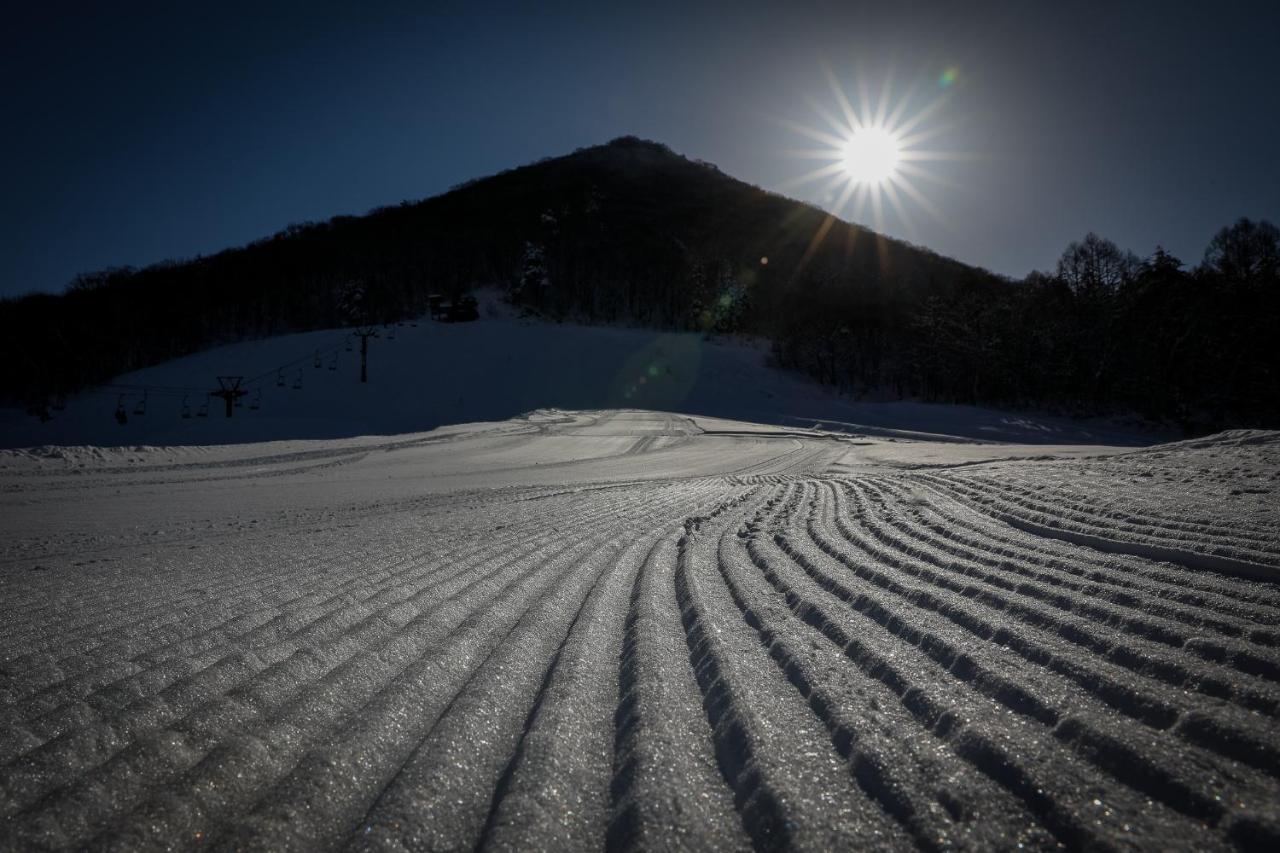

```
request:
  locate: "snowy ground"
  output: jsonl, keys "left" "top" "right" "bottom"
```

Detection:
{"left": 2, "top": 408, "right": 1278, "bottom": 851}
{"left": 0, "top": 296, "right": 1156, "bottom": 449}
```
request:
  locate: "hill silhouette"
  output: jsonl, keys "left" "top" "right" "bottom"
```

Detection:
{"left": 0, "top": 138, "right": 988, "bottom": 402}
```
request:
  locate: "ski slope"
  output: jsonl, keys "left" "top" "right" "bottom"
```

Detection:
{"left": 0, "top": 293, "right": 1153, "bottom": 449}
{"left": 2, "top": 409, "right": 1278, "bottom": 851}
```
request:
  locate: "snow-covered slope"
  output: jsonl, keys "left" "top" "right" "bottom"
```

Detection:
{"left": 2, "top": 411, "right": 1278, "bottom": 850}
{"left": 0, "top": 297, "right": 1154, "bottom": 449}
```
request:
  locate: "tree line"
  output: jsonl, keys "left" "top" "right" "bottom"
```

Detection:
{"left": 783, "top": 219, "right": 1278, "bottom": 432}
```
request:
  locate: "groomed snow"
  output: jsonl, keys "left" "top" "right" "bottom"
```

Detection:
{"left": 2, "top": 405, "right": 1278, "bottom": 850}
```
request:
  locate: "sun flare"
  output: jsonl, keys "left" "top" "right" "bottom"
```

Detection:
{"left": 842, "top": 126, "right": 900, "bottom": 185}
{"left": 779, "top": 63, "right": 963, "bottom": 239}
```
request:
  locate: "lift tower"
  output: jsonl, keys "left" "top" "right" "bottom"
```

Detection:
{"left": 212, "top": 376, "right": 247, "bottom": 417}
{"left": 354, "top": 326, "right": 380, "bottom": 383}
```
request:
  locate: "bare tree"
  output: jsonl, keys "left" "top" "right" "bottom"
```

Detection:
{"left": 1202, "top": 218, "right": 1280, "bottom": 284}
{"left": 1056, "top": 233, "right": 1140, "bottom": 296}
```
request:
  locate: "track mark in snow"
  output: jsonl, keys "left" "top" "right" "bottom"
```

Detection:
{"left": 3, "top": 421, "right": 1279, "bottom": 850}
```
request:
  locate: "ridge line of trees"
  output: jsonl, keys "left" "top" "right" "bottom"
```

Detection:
{"left": 770, "top": 218, "right": 1278, "bottom": 430}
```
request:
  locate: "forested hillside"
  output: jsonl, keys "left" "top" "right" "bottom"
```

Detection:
{"left": 1, "top": 137, "right": 1276, "bottom": 431}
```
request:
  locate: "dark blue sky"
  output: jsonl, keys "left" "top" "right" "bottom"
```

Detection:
{"left": 3, "top": 1, "right": 1277, "bottom": 297}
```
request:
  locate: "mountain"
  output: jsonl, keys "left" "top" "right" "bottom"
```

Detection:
{"left": 0, "top": 137, "right": 992, "bottom": 407}
{"left": 3, "top": 137, "right": 1276, "bottom": 433}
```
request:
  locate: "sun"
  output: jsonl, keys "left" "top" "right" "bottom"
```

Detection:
{"left": 843, "top": 126, "right": 900, "bottom": 185}
{"left": 777, "top": 63, "right": 963, "bottom": 240}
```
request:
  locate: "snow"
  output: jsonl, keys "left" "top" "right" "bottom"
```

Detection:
{"left": 1, "top": 308, "right": 1277, "bottom": 850}
{"left": 0, "top": 294, "right": 1158, "bottom": 450}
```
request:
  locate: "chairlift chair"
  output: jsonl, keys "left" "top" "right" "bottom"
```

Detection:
{"left": 313, "top": 349, "right": 322, "bottom": 368}
{"left": 250, "top": 389, "right": 262, "bottom": 411}
{"left": 329, "top": 352, "right": 338, "bottom": 371}
{"left": 293, "top": 369, "right": 304, "bottom": 390}
{"left": 197, "top": 398, "right": 210, "bottom": 418}
{"left": 133, "top": 391, "right": 147, "bottom": 416}
{"left": 181, "top": 395, "right": 192, "bottom": 419}
{"left": 346, "top": 337, "right": 353, "bottom": 352}
{"left": 276, "top": 369, "right": 286, "bottom": 387}
{"left": 114, "top": 395, "right": 128, "bottom": 426}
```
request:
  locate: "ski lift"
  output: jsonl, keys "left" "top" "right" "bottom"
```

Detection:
{"left": 133, "top": 391, "right": 147, "bottom": 416}
{"left": 293, "top": 369, "right": 304, "bottom": 390}
{"left": 276, "top": 369, "right": 286, "bottom": 388}
{"left": 345, "top": 337, "right": 353, "bottom": 352}
{"left": 197, "top": 397, "right": 210, "bottom": 418}
{"left": 115, "top": 395, "right": 128, "bottom": 426}
{"left": 181, "top": 395, "right": 192, "bottom": 419}
{"left": 250, "top": 388, "right": 262, "bottom": 411}
{"left": 328, "top": 352, "right": 338, "bottom": 371}
{"left": 313, "top": 349, "right": 322, "bottom": 368}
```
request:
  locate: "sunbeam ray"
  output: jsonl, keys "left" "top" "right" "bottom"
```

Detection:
{"left": 850, "top": 180, "right": 870, "bottom": 224}
{"left": 893, "top": 123, "right": 953, "bottom": 150}
{"left": 781, "top": 147, "right": 848, "bottom": 160}
{"left": 829, "top": 173, "right": 860, "bottom": 216}
{"left": 895, "top": 160, "right": 964, "bottom": 190}
{"left": 777, "top": 160, "right": 849, "bottom": 190}
{"left": 804, "top": 93, "right": 854, "bottom": 139}
{"left": 889, "top": 93, "right": 948, "bottom": 140}
{"left": 879, "top": 176, "right": 918, "bottom": 240}
{"left": 870, "top": 183, "right": 886, "bottom": 231}
{"left": 889, "top": 171, "right": 947, "bottom": 222}
{"left": 775, "top": 116, "right": 848, "bottom": 149}
{"left": 883, "top": 68, "right": 925, "bottom": 131}
{"left": 873, "top": 67, "right": 895, "bottom": 129}
{"left": 823, "top": 60, "right": 864, "bottom": 133}
{"left": 899, "top": 149, "right": 976, "bottom": 162}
